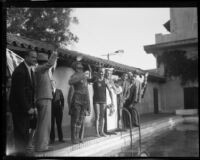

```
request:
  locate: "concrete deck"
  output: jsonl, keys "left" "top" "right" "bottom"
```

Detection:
{"left": 34, "top": 113, "right": 190, "bottom": 157}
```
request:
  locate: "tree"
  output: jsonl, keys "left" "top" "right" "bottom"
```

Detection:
{"left": 7, "top": 8, "right": 79, "bottom": 47}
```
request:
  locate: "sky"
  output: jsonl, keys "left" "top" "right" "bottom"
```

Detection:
{"left": 69, "top": 8, "right": 170, "bottom": 70}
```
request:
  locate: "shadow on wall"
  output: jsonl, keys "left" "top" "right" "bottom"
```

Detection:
{"left": 53, "top": 66, "right": 95, "bottom": 127}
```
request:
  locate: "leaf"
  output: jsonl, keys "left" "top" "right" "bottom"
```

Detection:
{"left": 7, "top": 8, "right": 79, "bottom": 47}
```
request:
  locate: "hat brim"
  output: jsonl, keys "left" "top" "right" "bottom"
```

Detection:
{"left": 37, "top": 59, "right": 48, "bottom": 62}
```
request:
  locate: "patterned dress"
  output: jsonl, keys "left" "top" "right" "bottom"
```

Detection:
{"left": 69, "top": 72, "right": 90, "bottom": 132}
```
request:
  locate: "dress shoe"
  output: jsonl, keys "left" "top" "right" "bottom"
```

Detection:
{"left": 133, "top": 123, "right": 139, "bottom": 127}
{"left": 116, "top": 128, "right": 127, "bottom": 132}
{"left": 35, "top": 146, "right": 53, "bottom": 152}
{"left": 59, "top": 140, "right": 65, "bottom": 143}
{"left": 79, "top": 139, "right": 84, "bottom": 143}
{"left": 100, "top": 132, "right": 107, "bottom": 137}
{"left": 96, "top": 133, "right": 101, "bottom": 137}
{"left": 49, "top": 140, "right": 55, "bottom": 144}
{"left": 72, "top": 140, "right": 79, "bottom": 144}
{"left": 26, "top": 150, "right": 35, "bottom": 157}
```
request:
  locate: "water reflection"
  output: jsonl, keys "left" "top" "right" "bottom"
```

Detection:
{"left": 111, "top": 122, "right": 199, "bottom": 157}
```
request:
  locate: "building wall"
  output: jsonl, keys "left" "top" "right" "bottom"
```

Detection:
{"left": 135, "top": 82, "right": 162, "bottom": 114}
{"left": 160, "top": 78, "right": 184, "bottom": 113}
{"left": 145, "top": 8, "right": 198, "bottom": 113}
{"left": 159, "top": 78, "right": 198, "bottom": 113}
{"left": 155, "top": 7, "right": 197, "bottom": 43}
{"left": 170, "top": 8, "right": 197, "bottom": 36}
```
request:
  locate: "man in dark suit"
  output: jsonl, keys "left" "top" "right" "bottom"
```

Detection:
{"left": 124, "top": 73, "right": 141, "bottom": 128}
{"left": 50, "top": 80, "right": 65, "bottom": 143}
{"left": 117, "top": 73, "right": 130, "bottom": 130}
{"left": 9, "top": 50, "right": 37, "bottom": 155}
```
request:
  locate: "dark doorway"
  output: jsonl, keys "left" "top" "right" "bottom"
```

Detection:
{"left": 153, "top": 88, "right": 159, "bottom": 114}
{"left": 184, "top": 87, "right": 198, "bottom": 109}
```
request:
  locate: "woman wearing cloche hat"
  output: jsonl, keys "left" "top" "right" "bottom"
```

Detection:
{"left": 68, "top": 58, "right": 91, "bottom": 144}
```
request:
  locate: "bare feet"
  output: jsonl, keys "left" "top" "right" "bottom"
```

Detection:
{"left": 100, "top": 132, "right": 107, "bottom": 137}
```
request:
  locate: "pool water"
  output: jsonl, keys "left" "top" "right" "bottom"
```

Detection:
{"left": 108, "top": 122, "right": 199, "bottom": 157}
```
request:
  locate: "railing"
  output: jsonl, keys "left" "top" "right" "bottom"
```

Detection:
{"left": 130, "top": 107, "right": 141, "bottom": 154}
{"left": 107, "top": 105, "right": 149, "bottom": 157}
{"left": 119, "top": 107, "right": 133, "bottom": 149}
{"left": 130, "top": 107, "right": 149, "bottom": 157}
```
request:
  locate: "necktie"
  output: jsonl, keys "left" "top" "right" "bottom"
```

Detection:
{"left": 30, "top": 69, "right": 34, "bottom": 85}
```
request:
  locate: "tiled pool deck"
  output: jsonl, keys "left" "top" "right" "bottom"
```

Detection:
{"left": 32, "top": 113, "right": 198, "bottom": 157}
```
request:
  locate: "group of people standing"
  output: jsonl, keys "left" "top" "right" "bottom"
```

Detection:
{"left": 67, "top": 61, "right": 148, "bottom": 144}
{"left": 117, "top": 71, "right": 148, "bottom": 129}
{"left": 9, "top": 49, "right": 148, "bottom": 156}
{"left": 9, "top": 50, "right": 65, "bottom": 155}
{"left": 68, "top": 64, "right": 115, "bottom": 144}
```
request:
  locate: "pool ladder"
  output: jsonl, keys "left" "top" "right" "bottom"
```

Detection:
{"left": 120, "top": 107, "right": 149, "bottom": 157}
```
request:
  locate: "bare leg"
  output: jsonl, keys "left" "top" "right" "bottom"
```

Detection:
{"left": 99, "top": 104, "right": 107, "bottom": 137}
{"left": 94, "top": 103, "right": 100, "bottom": 137}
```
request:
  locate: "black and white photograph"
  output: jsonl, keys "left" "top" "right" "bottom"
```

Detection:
{"left": 3, "top": 2, "right": 199, "bottom": 158}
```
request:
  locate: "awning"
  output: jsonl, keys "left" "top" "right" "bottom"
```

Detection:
{"left": 6, "top": 48, "right": 24, "bottom": 76}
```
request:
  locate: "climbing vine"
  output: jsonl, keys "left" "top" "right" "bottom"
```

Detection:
{"left": 157, "top": 50, "right": 198, "bottom": 85}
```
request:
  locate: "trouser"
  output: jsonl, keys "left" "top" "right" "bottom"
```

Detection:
{"left": 70, "top": 103, "right": 86, "bottom": 143}
{"left": 50, "top": 107, "right": 63, "bottom": 141}
{"left": 12, "top": 112, "right": 29, "bottom": 155}
{"left": 34, "top": 99, "right": 52, "bottom": 151}
{"left": 117, "top": 97, "right": 123, "bottom": 129}
{"left": 93, "top": 103, "right": 106, "bottom": 135}
{"left": 123, "top": 101, "right": 138, "bottom": 128}
{"left": 130, "top": 107, "right": 138, "bottom": 126}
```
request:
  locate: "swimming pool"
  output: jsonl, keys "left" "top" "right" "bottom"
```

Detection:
{"left": 105, "top": 121, "right": 199, "bottom": 157}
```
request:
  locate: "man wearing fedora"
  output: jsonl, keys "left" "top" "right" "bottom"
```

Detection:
{"left": 68, "top": 61, "right": 91, "bottom": 144}
{"left": 34, "top": 51, "right": 58, "bottom": 152}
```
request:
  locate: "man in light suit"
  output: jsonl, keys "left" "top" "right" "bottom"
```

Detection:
{"left": 9, "top": 50, "right": 37, "bottom": 156}
{"left": 34, "top": 51, "right": 57, "bottom": 152}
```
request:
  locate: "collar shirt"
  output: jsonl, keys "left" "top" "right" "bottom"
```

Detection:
{"left": 24, "top": 61, "right": 33, "bottom": 81}
{"left": 49, "top": 67, "right": 53, "bottom": 80}
{"left": 136, "top": 75, "right": 143, "bottom": 83}
{"left": 53, "top": 88, "right": 56, "bottom": 93}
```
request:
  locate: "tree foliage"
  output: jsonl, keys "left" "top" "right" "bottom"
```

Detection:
{"left": 157, "top": 50, "right": 198, "bottom": 85}
{"left": 7, "top": 8, "right": 79, "bottom": 47}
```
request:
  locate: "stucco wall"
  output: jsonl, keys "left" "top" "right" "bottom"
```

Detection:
{"left": 155, "top": 8, "right": 197, "bottom": 43}
{"left": 129, "top": 82, "right": 162, "bottom": 115}
{"left": 160, "top": 78, "right": 184, "bottom": 113}
{"left": 170, "top": 8, "right": 197, "bottom": 36}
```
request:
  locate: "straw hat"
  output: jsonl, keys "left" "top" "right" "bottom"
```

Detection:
{"left": 72, "top": 61, "right": 83, "bottom": 70}
{"left": 37, "top": 52, "right": 48, "bottom": 62}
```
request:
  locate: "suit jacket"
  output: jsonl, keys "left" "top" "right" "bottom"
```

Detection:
{"left": 35, "top": 53, "right": 57, "bottom": 101}
{"left": 9, "top": 62, "right": 35, "bottom": 114}
{"left": 126, "top": 79, "right": 142, "bottom": 106}
{"left": 122, "top": 80, "right": 130, "bottom": 101}
{"left": 52, "top": 89, "right": 64, "bottom": 110}
{"left": 134, "top": 79, "right": 142, "bottom": 103}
